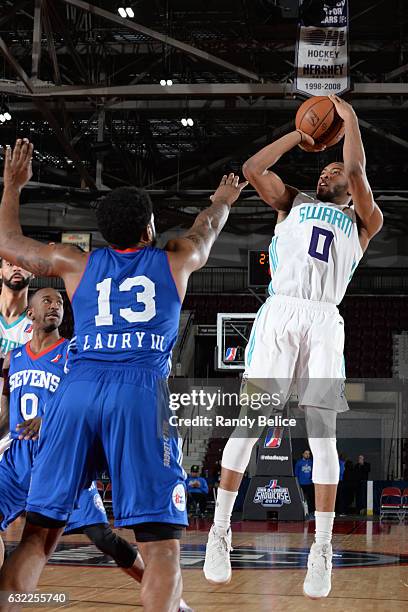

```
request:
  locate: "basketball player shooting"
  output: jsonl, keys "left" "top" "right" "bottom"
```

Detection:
{"left": 0, "top": 138, "right": 247, "bottom": 612}
{"left": 203, "top": 95, "right": 383, "bottom": 599}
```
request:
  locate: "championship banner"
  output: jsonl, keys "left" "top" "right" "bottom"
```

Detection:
{"left": 295, "top": 0, "right": 350, "bottom": 96}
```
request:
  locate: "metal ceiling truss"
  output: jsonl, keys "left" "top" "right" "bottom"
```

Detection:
{"left": 60, "top": 0, "right": 261, "bottom": 82}
{"left": 0, "top": 0, "right": 406, "bottom": 193}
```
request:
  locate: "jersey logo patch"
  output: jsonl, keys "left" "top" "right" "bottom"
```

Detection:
{"left": 24, "top": 324, "right": 33, "bottom": 334}
{"left": 172, "top": 484, "right": 186, "bottom": 512}
{"left": 51, "top": 354, "right": 63, "bottom": 363}
{"left": 93, "top": 494, "right": 106, "bottom": 514}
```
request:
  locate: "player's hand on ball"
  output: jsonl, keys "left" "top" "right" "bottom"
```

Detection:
{"left": 210, "top": 173, "right": 248, "bottom": 206}
{"left": 328, "top": 95, "right": 356, "bottom": 121}
{"left": 3, "top": 138, "right": 34, "bottom": 190}
{"left": 296, "top": 130, "right": 326, "bottom": 153}
{"left": 16, "top": 416, "right": 42, "bottom": 441}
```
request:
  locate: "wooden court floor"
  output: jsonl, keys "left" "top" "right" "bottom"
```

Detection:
{"left": 3, "top": 518, "right": 408, "bottom": 611}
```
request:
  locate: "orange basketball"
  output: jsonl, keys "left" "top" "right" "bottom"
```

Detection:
{"left": 295, "top": 96, "right": 345, "bottom": 151}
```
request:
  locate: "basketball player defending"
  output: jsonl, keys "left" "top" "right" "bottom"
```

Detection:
{"left": 204, "top": 95, "right": 383, "bottom": 598}
{"left": 0, "top": 289, "right": 141, "bottom": 572}
{"left": 0, "top": 139, "right": 246, "bottom": 611}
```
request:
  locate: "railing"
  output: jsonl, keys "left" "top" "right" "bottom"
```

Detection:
{"left": 28, "top": 266, "right": 408, "bottom": 295}
{"left": 188, "top": 266, "right": 408, "bottom": 295}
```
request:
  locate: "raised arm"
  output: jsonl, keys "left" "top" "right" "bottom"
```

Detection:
{"left": 0, "top": 140, "right": 87, "bottom": 298}
{"left": 166, "top": 173, "right": 247, "bottom": 300}
{"left": 242, "top": 130, "right": 321, "bottom": 212}
{"left": 329, "top": 96, "right": 383, "bottom": 251}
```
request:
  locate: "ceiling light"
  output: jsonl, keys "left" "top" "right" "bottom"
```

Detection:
{"left": 187, "top": 118, "right": 194, "bottom": 127}
{"left": 160, "top": 79, "right": 166, "bottom": 86}
{"left": 0, "top": 114, "right": 5, "bottom": 123}
{"left": 3, "top": 112, "right": 11, "bottom": 121}
{"left": 118, "top": 7, "right": 127, "bottom": 18}
{"left": 126, "top": 7, "right": 135, "bottom": 18}
{"left": 166, "top": 79, "right": 173, "bottom": 86}
{"left": 181, "top": 118, "right": 188, "bottom": 127}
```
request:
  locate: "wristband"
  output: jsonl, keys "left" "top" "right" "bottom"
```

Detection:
{"left": 296, "top": 129, "right": 304, "bottom": 144}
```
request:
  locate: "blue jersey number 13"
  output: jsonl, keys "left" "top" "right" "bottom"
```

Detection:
{"left": 95, "top": 276, "right": 156, "bottom": 326}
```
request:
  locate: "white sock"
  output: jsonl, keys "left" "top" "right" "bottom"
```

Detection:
{"left": 314, "top": 511, "right": 335, "bottom": 546}
{"left": 213, "top": 488, "right": 238, "bottom": 531}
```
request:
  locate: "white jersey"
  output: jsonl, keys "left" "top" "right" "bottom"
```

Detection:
{"left": 0, "top": 312, "right": 33, "bottom": 359}
{"left": 268, "top": 193, "right": 363, "bottom": 305}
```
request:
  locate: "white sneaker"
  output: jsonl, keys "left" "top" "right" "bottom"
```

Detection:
{"left": 303, "top": 542, "right": 333, "bottom": 599}
{"left": 203, "top": 524, "right": 233, "bottom": 584}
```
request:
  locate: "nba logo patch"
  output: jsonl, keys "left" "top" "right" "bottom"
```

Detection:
{"left": 51, "top": 354, "right": 62, "bottom": 363}
{"left": 264, "top": 426, "right": 284, "bottom": 449}
{"left": 225, "top": 347, "right": 237, "bottom": 362}
{"left": 24, "top": 323, "right": 33, "bottom": 334}
{"left": 172, "top": 484, "right": 186, "bottom": 512}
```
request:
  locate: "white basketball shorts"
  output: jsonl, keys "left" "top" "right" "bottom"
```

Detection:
{"left": 244, "top": 294, "right": 348, "bottom": 412}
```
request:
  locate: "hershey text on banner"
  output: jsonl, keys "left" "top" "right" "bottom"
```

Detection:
{"left": 295, "top": 0, "right": 350, "bottom": 97}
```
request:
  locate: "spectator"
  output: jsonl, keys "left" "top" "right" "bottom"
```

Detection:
{"left": 355, "top": 454, "right": 371, "bottom": 513}
{"left": 295, "top": 449, "right": 314, "bottom": 515}
{"left": 336, "top": 454, "right": 346, "bottom": 515}
{"left": 186, "top": 465, "right": 209, "bottom": 516}
{"left": 339, "top": 454, "right": 346, "bottom": 481}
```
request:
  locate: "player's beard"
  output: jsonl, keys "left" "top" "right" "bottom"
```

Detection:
{"left": 3, "top": 276, "right": 31, "bottom": 291}
{"left": 43, "top": 322, "right": 59, "bottom": 333}
{"left": 317, "top": 184, "right": 347, "bottom": 203}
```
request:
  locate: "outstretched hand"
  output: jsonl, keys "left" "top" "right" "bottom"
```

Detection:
{"left": 3, "top": 138, "right": 34, "bottom": 191}
{"left": 210, "top": 173, "right": 248, "bottom": 206}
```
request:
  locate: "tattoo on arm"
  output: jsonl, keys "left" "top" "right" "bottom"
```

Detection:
{"left": 183, "top": 202, "right": 229, "bottom": 248}
{"left": 4, "top": 232, "right": 53, "bottom": 276}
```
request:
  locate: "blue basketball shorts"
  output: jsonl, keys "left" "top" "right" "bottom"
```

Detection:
{"left": 27, "top": 362, "right": 188, "bottom": 528}
{"left": 0, "top": 439, "right": 36, "bottom": 531}
{"left": 0, "top": 438, "right": 106, "bottom": 533}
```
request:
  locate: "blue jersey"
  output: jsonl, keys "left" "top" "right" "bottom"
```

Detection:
{"left": 69, "top": 247, "right": 181, "bottom": 375}
{"left": 295, "top": 458, "right": 313, "bottom": 486}
{"left": 8, "top": 339, "right": 69, "bottom": 440}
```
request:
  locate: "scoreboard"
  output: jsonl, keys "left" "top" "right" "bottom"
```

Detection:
{"left": 248, "top": 250, "right": 271, "bottom": 288}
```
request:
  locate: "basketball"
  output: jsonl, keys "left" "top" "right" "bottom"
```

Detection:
{"left": 295, "top": 96, "right": 345, "bottom": 151}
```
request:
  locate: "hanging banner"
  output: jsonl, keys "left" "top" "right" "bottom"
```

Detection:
{"left": 295, "top": 0, "right": 350, "bottom": 97}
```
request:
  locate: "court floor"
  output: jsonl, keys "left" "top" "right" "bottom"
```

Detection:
{"left": 3, "top": 518, "right": 408, "bottom": 611}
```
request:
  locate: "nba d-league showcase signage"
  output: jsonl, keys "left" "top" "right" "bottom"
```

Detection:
{"left": 295, "top": 0, "right": 350, "bottom": 96}
{"left": 243, "top": 423, "right": 305, "bottom": 520}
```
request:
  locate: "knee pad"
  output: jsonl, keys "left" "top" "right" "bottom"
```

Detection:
{"left": 83, "top": 524, "right": 137, "bottom": 568}
{"left": 308, "top": 437, "right": 340, "bottom": 485}
{"left": 26, "top": 512, "right": 67, "bottom": 529}
{"left": 304, "top": 406, "right": 339, "bottom": 485}
{"left": 221, "top": 437, "right": 258, "bottom": 473}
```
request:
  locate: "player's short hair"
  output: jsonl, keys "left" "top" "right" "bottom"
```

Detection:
{"left": 95, "top": 187, "right": 153, "bottom": 249}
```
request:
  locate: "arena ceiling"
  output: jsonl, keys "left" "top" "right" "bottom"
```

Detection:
{"left": 0, "top": 0, "right": 407, "bottom": 219}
